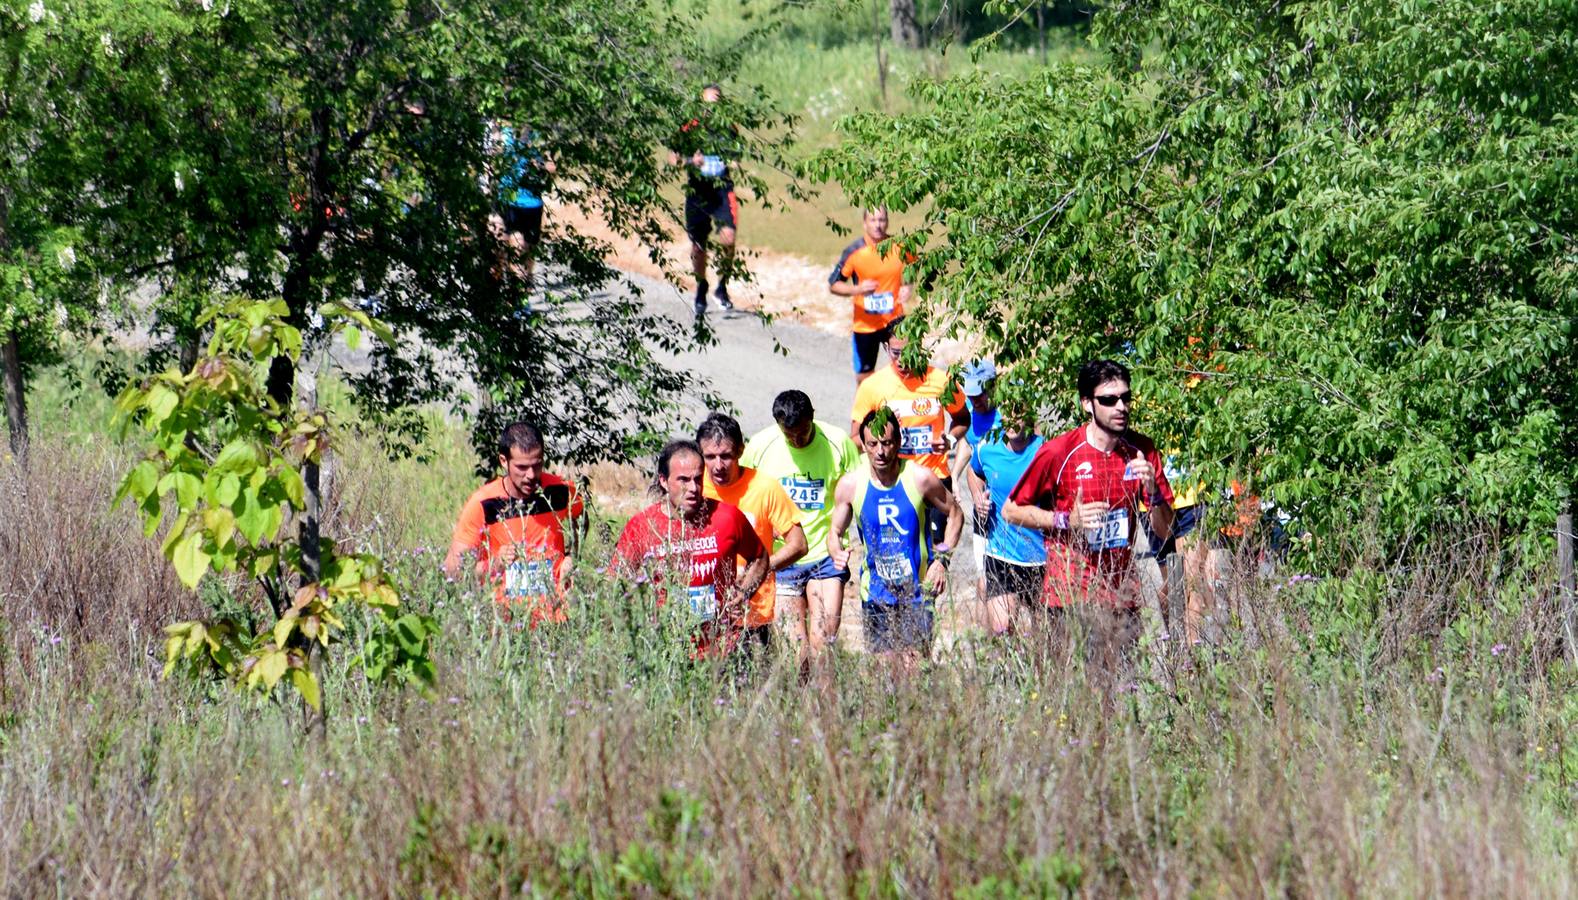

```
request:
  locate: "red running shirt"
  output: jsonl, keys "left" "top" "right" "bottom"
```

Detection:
{"left": 612, "top": 499, "right": 764, "bottom": 655}
{"left": 1007, "top": 425, "right": 1174, "bottom": 608}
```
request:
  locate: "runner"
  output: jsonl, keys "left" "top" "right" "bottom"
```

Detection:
{"left": 611, "top": 439, "right": 768, "bottom": 658}
{"left": 443, "top": 421, "right": 585, "bottom": 625}
{"left": 829, "top": 409, "right": 963, "bottom": 666}
{"left": 741, "top": 390, "right": 860, "bottom": 660}
{"left": 670, "top": 84, "right": 742, "bottom": 320}
{"left": 828, "top": 206, "right": 911, "bottom": 384}
{"left": 849, "top": 317, "right": 968, "bottom": 550}
{"left": 963, "top": 406, "right": 1047, "bottom": 635}
{"left": 951, "top": 358, "right": 999, "bottom": 596}
{"left": 490, "top": 121, "right": 555, "bottom": 291}
{"left": 1002, "top": 359, "right": 1175, "bottom": 670}
{"left": 696, "top": 413, "right": 808, "bottom": 655}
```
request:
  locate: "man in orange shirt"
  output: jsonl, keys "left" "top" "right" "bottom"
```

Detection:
{"left": 829, "top": 206, "right": 912, "bottom": 385}
{"left": 696, "top": 413, "right": 809, "bottom": 654}
{"left": 850, "top": 318, "right": 969, "bottom": 548}
{"left": 443, "top": 421, "right": 586, "bottom": 624}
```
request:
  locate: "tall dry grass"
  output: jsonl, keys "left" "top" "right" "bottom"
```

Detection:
{"left": 1, "top": 437, "right": 1575, "bottom": 897}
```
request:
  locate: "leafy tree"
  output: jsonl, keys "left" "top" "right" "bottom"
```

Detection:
{"left": 0, "top": 0, "right": 121, "bottom": 458}
{"left": 116, "top": 298, "right": 437, "bottom": 713}
{"left": 104, "top": 0, "right": 784, "bottom": 467}
{"left": 810, "top": 0, "right": 1578, "bottom": 556}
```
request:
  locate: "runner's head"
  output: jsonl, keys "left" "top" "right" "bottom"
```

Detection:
{"left": 883, "top": 316, "right": 923, "bottom": 377}
{"left": 695, "top": 413, "right": 746, "bottom": 487}
{"left": 858, "top": 408, "right": 901, "bottom": 474}
{"left": 771, "top": 390, "right": 817, "bottom": 449}
{"left": 496, "top": 421, "right": 546, "bottom": 497}
{"left": 862, "top": 206, "right": 889, "bottom": 243}
{"left": 962, "top": 358, "right": 996, "bottom": 414}
{"left": 655, "top": 439, "right": 706, "bottom": 517}
{"left": 1078, "top": 359, "right": 1132, "bottom": 435}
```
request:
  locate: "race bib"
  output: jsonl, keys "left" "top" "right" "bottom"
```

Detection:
{"left": 862, "top": 291, "right": 895, "bottom": 315}
{"left": 699, "top": 155, "right": 726, "bottom": 177}
{"left": 899, "top": 426, "right": 933, "bottom": 456}
{"left": 686, "top": 584, "right": 718, "bottom": 622}
{"left": 504, "top": 558, "right": 554, "bottom": 598}
{"left": 782, "top": 476, "right": 826, "bottom": 511}
{"left": 1085, "top": 508, "right": 1131, "bottom": 551}
{"left": 871, "top": 550, "right": 914, "bottom": 588}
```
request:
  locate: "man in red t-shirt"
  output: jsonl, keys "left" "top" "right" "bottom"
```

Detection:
{"left": 613, "top": 438, "right": 768, "bottom": 658}
{"left": 444, "top": 421, "right": 586, "bottom": 625}
{"left": 1003, "top": 360, "right": 1174, "bottom": 660}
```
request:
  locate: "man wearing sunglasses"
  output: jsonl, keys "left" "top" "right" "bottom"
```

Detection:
{"left": 1002, "top": 359, "right": 1175, "bottom": 665}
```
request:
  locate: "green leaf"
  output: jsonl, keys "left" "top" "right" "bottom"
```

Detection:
{"left": 252, "top": 648, "right": 289, "bottom": 690}
{"left": 212, "top": 439, "right": 258, "bottom": 475}
{"left": 145, "top": 384, "right": 179, "bottom": 426}
{"left": 117, "top": 460, "right": 161, "bottom": 505}
{"left": 291, "top": 667, "right": 322, "bottom": 711}
{"left": 159, "top": 471, "right": 202, "bottom": 509}
{"left": 170, "top": 530, "right": 212, "bottom": 588}
{"left": 343, "top": 324, "right": 362, "bottom": 350}
{"left": 273, "top": 614, "right": 298, "bottom": 647}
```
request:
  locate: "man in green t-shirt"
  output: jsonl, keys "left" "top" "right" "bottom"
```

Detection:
{"left": 742, "top": 390, "right": 859, "bottom": 661}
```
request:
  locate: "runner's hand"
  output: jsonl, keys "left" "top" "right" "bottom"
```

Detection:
{"left": 923, "top": 560, "right": 947, "bottom": 595}
{"left": 1127, "top": 456, "right": 1158, "bottom": 493}
{"left": 1071, "top": 501, "right": 1110, "bottom": 531}
{"left": 930, "top": 433, "right": 949, "bottom": 454}
{"left": 830, "top": 546, "right": 852, "bottom": 570}
{"left": 858, "top": 279, "right": 880, "bottom": 293}
{"left": 974, "top": 486, "right": 991, "bottom": 520}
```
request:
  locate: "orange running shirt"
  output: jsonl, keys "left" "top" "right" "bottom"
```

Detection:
{"left": 830, "top": 236, "right": 909, "bottom": 334}
{"left": 704, "top": 467, "right": 803, "bottom": 627}
{"left": 850, "top": 364, "right": 965, "bottom": 479}
{"left": 448, "top": 474, "right": 584, "bottom": 622}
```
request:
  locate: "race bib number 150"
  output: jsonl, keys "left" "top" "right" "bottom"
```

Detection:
{"left": 862, "top": 291, "right": 895, "bottom": 315}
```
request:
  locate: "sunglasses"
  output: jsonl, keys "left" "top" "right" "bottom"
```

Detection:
{"left": 1092, "top": 392, "right": 1133, "bottom": 407}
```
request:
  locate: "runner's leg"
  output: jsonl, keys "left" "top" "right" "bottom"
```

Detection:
{"left": 806, "top": 576, "right": 844, "bottom": 658}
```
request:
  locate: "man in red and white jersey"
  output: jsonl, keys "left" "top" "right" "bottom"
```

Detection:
{"left": 612, "top": 438, "right": 768, "bottom": 658}
{"left": 1003, "top": 359, "right": 1174, "bottom": 657}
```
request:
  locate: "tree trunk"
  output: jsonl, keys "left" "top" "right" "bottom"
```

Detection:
{"left": 1038, "top": 0, "right": 1048, "bottom": 65}
{"left": 0, "top": 193, "right": 22, "bottom": 462}
{"left": 889, "top": 0, "right": 921, "bottom": 49}
{"left": 1, "top": 328, "right": 25, "bottom": 462}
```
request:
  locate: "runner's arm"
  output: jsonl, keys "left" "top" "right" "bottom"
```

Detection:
{"left": 827, "top": 474, "right": 858, "bottom": 568}
{"left": 918, "top": 469, "right": 964, "bottom": 552}
{"left": 1003, "top": 497, "right": 1064, "bottom": 533}
{"left": 772, "top": 524, "right": 809, "bottom": 571}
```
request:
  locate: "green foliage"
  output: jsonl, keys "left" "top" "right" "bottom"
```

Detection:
{"left": 809, "top": 0, "right": 1578, "bottom": 557}
{"left": 52, "top": 0, "right": 790, "bottom": 469}
{"left": 114, "top": 298, "right": 433, "bottom": 711}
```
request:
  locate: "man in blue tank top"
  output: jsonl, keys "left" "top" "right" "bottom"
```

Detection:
{"left": 829, "top": 408, "right": 962, "bottom": 664}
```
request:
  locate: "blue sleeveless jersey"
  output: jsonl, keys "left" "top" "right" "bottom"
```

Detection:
{"left": 854, "top": 461, "right": 930, "bottom": 606}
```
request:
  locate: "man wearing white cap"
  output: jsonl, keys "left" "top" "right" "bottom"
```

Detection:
{"left": 953, "top": 359, "right": 999, "bottom": 595}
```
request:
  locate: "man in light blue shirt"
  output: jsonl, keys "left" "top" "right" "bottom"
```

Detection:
{"left": 965, "top": 406, "right": 1047, "bottom": 634}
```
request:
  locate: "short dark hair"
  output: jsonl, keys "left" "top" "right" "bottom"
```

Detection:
{"left": 695, "top": 413, "right": 744, "bottom": 454}
{"left": 771, "top": 390, "right": 814, "bottom": 429}
{"left": 858, "top": 408, "right": 898, "bottom": 443}
{"left": 883, "top": 315, "right": 907, "bottom": 340}
{"left": 652, "top": 439, "right": 703, "bottom": 496}
{"left": 1077, "top": 359, "right": 1131, "bottom": 399}
{"left": 497, "top": 421, "right": 545, "bottom": 459}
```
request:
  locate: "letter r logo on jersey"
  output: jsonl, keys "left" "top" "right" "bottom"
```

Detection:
{"left": 877, "top": 501, "right": 910, "bottom": 535}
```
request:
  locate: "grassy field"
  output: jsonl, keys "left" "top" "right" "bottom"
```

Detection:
{"left": 3, "top": 365, "right": 1578, "bottom": 895}
{"left": 691, "top": 0, "right": 1099, "bottom": 262}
